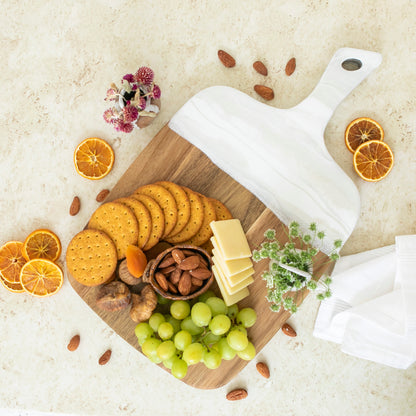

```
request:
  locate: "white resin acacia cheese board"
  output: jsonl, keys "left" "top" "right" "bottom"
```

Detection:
{"left": 67, "top": 48, "right": 382, "bottom": 389}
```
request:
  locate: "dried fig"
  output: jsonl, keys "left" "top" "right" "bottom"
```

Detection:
{"left": 96, "top": 281, "right": 131, "bottom": 311}
{"left": 118, "top": 259, "right": 142, "bottom": 286}
{"left": 130, "top": 285, "right": 158, "bottom": 323}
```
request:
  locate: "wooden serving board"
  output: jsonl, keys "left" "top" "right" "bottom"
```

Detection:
{"left": 67, "top": 124, "right": 332, "bottom": 389}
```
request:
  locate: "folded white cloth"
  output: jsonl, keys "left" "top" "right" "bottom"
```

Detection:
{"left": 314, "top": 236, "right": 416, "bottom": 369}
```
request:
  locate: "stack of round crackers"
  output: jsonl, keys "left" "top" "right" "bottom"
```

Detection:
{"left": 66, "top": 181, "right": 232, "bottom": 287}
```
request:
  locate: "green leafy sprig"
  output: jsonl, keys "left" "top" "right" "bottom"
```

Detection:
{"left": 252, "top": 221, "right": 342, "bottom": 314}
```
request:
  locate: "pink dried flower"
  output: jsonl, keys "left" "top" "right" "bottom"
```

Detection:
{"left": 151, "top": 84, "right": 161, "bottom": 99}
{"left": 103, "top": 108, "right": 115, "bottom": 123}
{"left": 112, "top": 118, "right": 124, "bottom": 131}
{"left": 120, "top": 122, "right": 134, "bottom": 133}
{"left": 138, "top": 97, "right": 147, "bottom": 110}
{"left": 123, "top": 104, "right": 139, "bottom": 123}
{"left": 123, "top": 74, "right": 135, "bottom": 83}
{"left": 135, "top": 67, "right": 154, "bottom": 85}
{"left": 105, "top": 88, "right": 118, "bottom": 101}
{"left": 131, "top": 84, "right": 138, "bottom": 90}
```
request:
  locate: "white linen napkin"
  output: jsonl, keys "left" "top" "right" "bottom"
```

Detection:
{"left": 313, "top": 236, "right": 416, "bottom": 369}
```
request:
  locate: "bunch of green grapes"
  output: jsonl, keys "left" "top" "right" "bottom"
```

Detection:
{"left": 134, "top": 290, "right": 257, "bottom": 379}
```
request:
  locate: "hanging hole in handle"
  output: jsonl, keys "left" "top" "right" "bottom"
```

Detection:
{"left": 341, "top": 58, "right": 362, "bottom": 71}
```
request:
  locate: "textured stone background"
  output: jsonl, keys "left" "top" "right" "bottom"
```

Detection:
{"left": 0, "top": 1, "right": 415, "bottom": 415}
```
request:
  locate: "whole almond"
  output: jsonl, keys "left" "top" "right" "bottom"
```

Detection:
{"left": 179, "top": 255, "right": 200, "bottom": 270}
{"left": 159, "top": 255, "right": 175, "bottom": 268}
{"left": 189, "top": 268, "right": 212, "bottom": 280}
{"left": 256, "top": 362, "right": 270, "bottom": 379}
{"left": 67, "top": 334, "right": 80, "bottom": 352}
{"left": 96, "top": 189, "right": 110, "bottom": 202}
{"left": 172, "top": 249, "right": 185, "bottom": 264}
{"left": 167, "top": 280, "right": 178, "bottom": 294}
{"left": 98, "top": 349, "right": 112, "bottom": 365}
{"left": 159, "top": 265, "right": 176, "bottom": 275}
{"left": 69, "top": 196, "right": 80, "bottom": 216}
{"left": 282, "top": 323, "right": 297, "bottom": 337}
{"left": 285, "top": 57, "right": 296, "bottom": 76}
{"left": 218, "top": 50, "right": 236, "bottom": 68}
{"left": 254, "top": 85, "right": 274, "bottom": 101}
{"left": 178, "top": 271, "right": 192, "bottom": 295}
{"left": 226, "top": 388, "right": 248, "bottom": 401}
{"left": 191, "top": 277, "right": 203, "bottom": 287}
{"left": 170, "top": 268, "right": 182, "bottom": 285}
{"left": 253, "top": 60, "right": 268, "bottom": 76}
{"left": 155, "top": 272, "right": 169, "bottom": 292}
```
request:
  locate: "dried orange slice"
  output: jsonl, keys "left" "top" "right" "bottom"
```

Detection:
{"left": 22, "top": 229, "right": 62, "bottom": 262}
{"left": 0, "top": 241, "right": 27, "bottom": 284}
{"left": 0, "top": 274, "right": 25, "bottom": 293}
{"left": 74, "top": 137, "right": 114, "bottom": 180}
{"left": 353, "top": 140, "right": 394, "bottom": 182}
{"left": 19, "top": 259, "right": 63, "bottom": 297}
{"left": 345, "top": 117, "right": 384, "bottom": 153}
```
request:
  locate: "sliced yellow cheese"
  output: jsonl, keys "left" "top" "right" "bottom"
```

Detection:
{"left": 210, "top": 219, "right": 252, "bottom": 260}
{"left": 212, "top": 247, "right": 253, "bottom": 276}
{"left": 212, "top": 265, "right": 249, "bottom": 306}
{"left": 213, "top": 258, "right": 254, "bottom": 295}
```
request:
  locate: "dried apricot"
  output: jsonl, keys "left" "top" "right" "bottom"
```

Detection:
{"left": 126, "top": 245, "right": 148, "bottom": 278}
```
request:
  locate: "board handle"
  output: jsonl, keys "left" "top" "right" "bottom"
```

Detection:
{"left": 292, "top": 48, "right": 382, "bottom": 130}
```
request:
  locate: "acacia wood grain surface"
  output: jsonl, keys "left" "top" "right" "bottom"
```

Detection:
{"left": 67, "top": 124, "right": 332, "bottom": 389}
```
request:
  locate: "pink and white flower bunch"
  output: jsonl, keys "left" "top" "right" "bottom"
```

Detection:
{"left": 103, "top": 66, "right": 161, "bottom": 133}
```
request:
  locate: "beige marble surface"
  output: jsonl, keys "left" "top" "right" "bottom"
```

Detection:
{"left": 1, "top": 1, "right": 415, "bottom": 415}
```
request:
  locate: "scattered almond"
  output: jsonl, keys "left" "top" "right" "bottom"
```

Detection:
{"left": 226, "top": 388, "right": 248, "bottom": 401}
{"left": 256, "top": 362, "right": 270, "bottom": 378}
{"left": 98, "top": 349, "right": 112, "bottom": 365}
{"left": 285, "top": 57, "right": 296, "bottom": 76}
{"left": 282, "top": 323, "right": 297, "bottom": 337}
{"left": 218, "top": 50, "right": 236, "bottom": 68}
{"left": 96, "top": 189, "right": 110, "bottom": 202}
{"left": 67, "top": 334, "right": 80, "bottom": 351}
{"left": 253, "top": 60, "right": 268, "bottom": 76}
{"left": 254, "top": 85, "right": 274, "bottom": 101}
{"left": 69, "top": 196, "right": 80, "bottom": 216}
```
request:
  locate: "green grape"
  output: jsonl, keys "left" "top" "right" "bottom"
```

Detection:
{"left": 163, "top": 355, "right": 176, "bottom": 370}
{"left": 149, "top": 313, "right": 165, "bottom": 332}
{"left": 165, "top": 315, "right": 181, "bottom": 334}
{"left": 170, "top": 300, "right": 191, "bottom": 320}
{"left": 149, "top": 353, "right": 162, "bottom": 364}
{"left": 158, "top": 322, "right": 174, "bottom": 340}
{"left": 236, "top": 341, "right": 256, "bottom": 361}
{"left": 174, "top": 330, "right": 192, "bottom": 351}
{"left": 181, "top": 316, "right": 204, "bottom": 335}
{"left": 141, "top": 338, "right": 162, "bottom": 357}
{"left": 191, "top": 302, "right": 212, "bottom": 327}
{"left": 202, "top": 350, "right": 222, "bottom": 369}
{"left": 234, "top": 325, "right": 247, "bottom": 335}
{"left": 227, "top": 328, "right": 249, "bottom": 351}
{"left": 227, "top": 304, "right": 239, "bottom": 319}
{"left": 182, "top": 342, "right": 205, "bottom": 365}
{"left": 209, "top": 314, "right": 231, "bottom": 335}
{"left": 237, "top": 308, "right": 257, "bottom": 328}
{"left": 203, "top": 332, "right": 221, "bottom": 346}
{"left": 198, "top": 289, "right": 216, "bottom": 303}
{"left": 217, "top": 337, "right": 236, "bottom": 360}
{"left": 171, "top": 357, "right": 188, "bottom": 379}
{"left": 134, "top": 322, "right": 153, "bottom": 344}
{"left": 156, "top": 340, "right": 177, "bottom": 361}
{"left": 205, "top": 297, "right": 228, "bottom": 316}
{"left": 157, "top": 294, "right": 170, "bottom": 305}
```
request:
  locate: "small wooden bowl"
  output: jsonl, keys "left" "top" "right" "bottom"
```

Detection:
{"left": 142, "top": 244, "right": 214, "bottom": 300}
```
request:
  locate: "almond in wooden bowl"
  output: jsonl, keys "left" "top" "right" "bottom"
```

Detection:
{"left": 142, "top": 245, "right": 214, "bottom": 300}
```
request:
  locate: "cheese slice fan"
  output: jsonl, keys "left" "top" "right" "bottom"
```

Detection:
{"left": 169, "top": 48, "right": 382, "bottom": 253}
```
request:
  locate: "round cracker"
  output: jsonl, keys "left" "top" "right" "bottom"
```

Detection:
{"left": 155, "top": 181, "right": 191, "bottom": 238}
{"left": 164, "top": 187, "right": 204, "bottom": 244}
{"left": 88, "top": 202, "right": 139, "bottom": 260}
{"left": 208, "top": 197, "right": 233, "bottom": 221}
{"left": 131, "top": 193, "right": 164, "bottom": 251}
{"left": 66, "top": 229, "right": 117, "bottom": 286}
{"left": 183, "top": 194, "right": 216, "bottom": 246}
{"left": 115, "top": 197, "right": 152, "bottom": 249}
{"left": 134, "top": 184, "right": 177, "bottom": 237}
